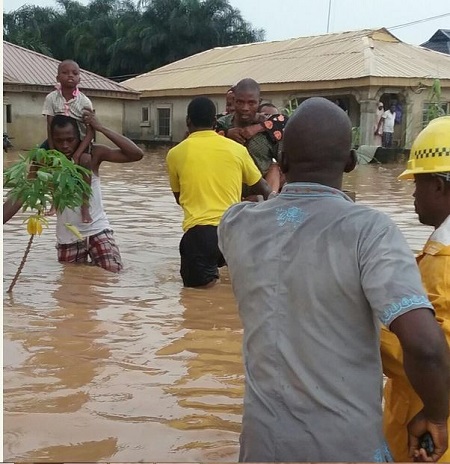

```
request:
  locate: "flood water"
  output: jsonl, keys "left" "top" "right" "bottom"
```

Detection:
{"left": 3, "top": 148, "right": 432, "bottom": 462}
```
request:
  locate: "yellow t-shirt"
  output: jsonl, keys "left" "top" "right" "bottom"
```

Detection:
{"left": 166, "top": 130, "right": 262, "bottom": 231}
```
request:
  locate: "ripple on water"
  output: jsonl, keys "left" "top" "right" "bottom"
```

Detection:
{"left": 4, "top": 150, "right": 430, "bottom": 461}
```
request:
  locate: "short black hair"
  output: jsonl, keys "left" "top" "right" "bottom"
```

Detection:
{"left": 50, "top": 115, "right": 80, "bottom": 139}
{"left": 234, "top": 78, "right": 260, "bottom": 96}
{"left": 187, "top": 96, "right": 216, "bottom": 128}
{"left": 57, "top": 59, "right": 80, "bottom": 73}
{"left": 258, "top": 102, "right": 277, "bottom": 112}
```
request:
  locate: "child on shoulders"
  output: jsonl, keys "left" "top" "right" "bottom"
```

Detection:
{"left": 42, "top": 59, "right": 94, "bottom": 222}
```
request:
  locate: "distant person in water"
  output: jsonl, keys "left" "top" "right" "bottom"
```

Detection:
{"left": 166, "top": 96, "right": 271, "bottom": 288}
{"left": 42, "top": 59, "right": 94, "bottom": 223}
{"left": 4, "top": 112, "right": 143, "bottom": 273}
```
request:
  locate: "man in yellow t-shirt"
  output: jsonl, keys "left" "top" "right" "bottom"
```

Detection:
{"left": 166, "top": 96, "right": 271, "bottom": 288}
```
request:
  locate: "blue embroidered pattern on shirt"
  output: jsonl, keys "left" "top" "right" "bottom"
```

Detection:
{"left": 381, "top": 295, "right": 431, "bottom": 325}
{"left": 276, "top": 206, "right": 308, "bottom": 227}
{"left": 373, "top": 441, "right": 393, "bottom": 462}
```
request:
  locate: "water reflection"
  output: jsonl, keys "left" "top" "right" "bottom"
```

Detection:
{"left": 157, "top": 282, "right": 243, "bottom": 460}
{"left": 3, "top": 149, "right": 431, "bottom": 462}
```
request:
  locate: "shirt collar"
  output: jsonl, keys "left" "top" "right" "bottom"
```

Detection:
{"left": 55, "top": 82, "right": 80, "bottom": 98}
{"left": 280, "top": 182, "right": 354, "bottom": 202}
{"left": 429, "top": 214, "right": 450, "bottom": 246}
{"left": 188, "top": 130, "right": 217, "bottom": 137}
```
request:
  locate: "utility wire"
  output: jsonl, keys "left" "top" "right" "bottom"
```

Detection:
{"left": 388, "top": 12, "right": 450, "bottom": 31}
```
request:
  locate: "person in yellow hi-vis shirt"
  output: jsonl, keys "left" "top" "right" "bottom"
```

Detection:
{"left": 381, "top": 116, "right": 450, "bottom": 462}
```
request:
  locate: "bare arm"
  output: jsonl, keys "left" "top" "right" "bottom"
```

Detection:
{"left": 248, "top": 178, "right": 272, "bottom": 200}
{"left": 3, "top": 164, "right": 38, "bottom": 224}
{"left": 82, "top": 108, "right": 144, "bottom": 167}
{"left": 72, "top": 123, "right": 95, "bottom": 163}
{"left": 240, "top": 123, "right": 265, "bottom": 141}
{"left": 375, "top": 116, "right": 384, "bottom": 134}
{"left": 390, "top": 308, "right": 450, "bottom": 461}
{"left": 173, "top": 192, "right": 180, "bottom": 205}
{"left": 4, "top": 197, "right": 24, "bottom": 224}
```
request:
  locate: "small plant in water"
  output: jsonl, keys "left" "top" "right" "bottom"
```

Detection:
{"left": 4, "top": 148, "right": 91, "bottom": 292}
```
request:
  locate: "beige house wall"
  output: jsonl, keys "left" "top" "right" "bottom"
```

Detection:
{"left": 124, "top": 96, "right": 225, "bottom": 144}
{"left": 3, "top": 90, "right": 126, "bottom": 150}
{"left": 123, "top": 84, "right": 450, "bottom": 147}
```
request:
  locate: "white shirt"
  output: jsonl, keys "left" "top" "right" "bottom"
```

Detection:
{"left": 56, "top": 173, "right": 110, "bottom": 244}
{"left": 42, "top": 87, "right": 93, "bottom": 138}
{"left": 382, "top": 110, "right": 396, "bottom": 133}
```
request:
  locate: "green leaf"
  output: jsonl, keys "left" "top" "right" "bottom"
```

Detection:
{"left": 3, "top": 148, "right": 91, "bottom": 215}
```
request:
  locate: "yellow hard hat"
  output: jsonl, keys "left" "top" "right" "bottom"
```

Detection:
{"left": 399, "top": 116, "right": 450, "bottom": 180}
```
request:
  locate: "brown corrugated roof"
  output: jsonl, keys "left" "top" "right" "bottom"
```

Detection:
{"left": 3, "top": 41, "right": 139, "bottom": 96}
{"left": 123, "top": 28, "right": 450, "bottom": 95}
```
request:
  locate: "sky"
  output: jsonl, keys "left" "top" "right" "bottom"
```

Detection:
{"left": 2, "top": 0, "right": 450, "bottom": 46}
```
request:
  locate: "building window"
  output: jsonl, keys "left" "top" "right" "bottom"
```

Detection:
{"left": 157, "top": 107, "right": 171, "bottom": 137}
{"left": 141, "top": 106, "right": 150, "bottom": 123}
{"left": 6, "top": 104, "right": 12, "bottom": 123}
{"left": 422, "top": 102, "right": 449, "bottom": 127}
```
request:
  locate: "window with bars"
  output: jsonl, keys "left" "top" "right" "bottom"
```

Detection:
{"left": 141, "top": 106, "right": 149, "bottom": 123}
{"left": 157, "top": 107, "right": 171, "bottom": 137}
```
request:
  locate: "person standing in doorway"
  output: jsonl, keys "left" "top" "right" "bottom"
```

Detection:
{"left": 373, "top": 101, "right": 384, "bottom": 146}
{"left": 377, "top": 103, "right": 396, "bottom": 148}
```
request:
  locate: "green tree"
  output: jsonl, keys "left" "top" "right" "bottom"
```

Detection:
{"left": 3, "top": 5, "right": 58, "bottom": 55}
{"left": 4, "top": 0, "right": 265, "bottom": 78}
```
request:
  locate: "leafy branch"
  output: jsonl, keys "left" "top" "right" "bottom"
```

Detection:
{"left": 4, "top": 148, "right": 92, "bottom": 292}
{"left": 4, "top": 147, "right": 92, "bottom": 214}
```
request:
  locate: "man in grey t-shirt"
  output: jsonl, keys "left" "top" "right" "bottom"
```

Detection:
{"left": 218, "top": 97, "right": 449, "bottom": 462}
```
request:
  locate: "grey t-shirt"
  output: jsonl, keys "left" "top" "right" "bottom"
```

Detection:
{"left": 218, "top": 182, "right": 433, "bottom": 462}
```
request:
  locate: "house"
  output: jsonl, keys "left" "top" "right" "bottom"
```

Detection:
{"left": 122, "top": 28, "right": 450, "bottom": 148}
{"left": 421, "top": 29, "right": 450, "bottom": 55}
{"left": 3, "top": 41, "right": 140, "bottom": 150}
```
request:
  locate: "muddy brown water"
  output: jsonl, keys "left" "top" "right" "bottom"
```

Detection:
{"left": 3, "top": 148, "right": 432, "bottom": 462}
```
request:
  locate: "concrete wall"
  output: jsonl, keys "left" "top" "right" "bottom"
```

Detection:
{"left": 124, "top": 96, "right": 225, "bottom": 144}
{"left": 403, "top": 87, "right": 450, "bottom": 147}
{"left": 122, "top": 86, "right": 450, "bottom": 146}
{"left": 3, "top": 90, "right": 126, "bottom": 150}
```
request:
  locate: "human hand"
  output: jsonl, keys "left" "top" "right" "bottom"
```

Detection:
{"left": 240, "top": 124, "right": 264, "bottom": 140}
{"left": 82, "top": 107, "right": 101, "bottom": 131}
{"left": 407, "top": 411, "right": 448, "bottom": 462}
{"left": 226, "top": 127, "right": 246, "bottom": 144}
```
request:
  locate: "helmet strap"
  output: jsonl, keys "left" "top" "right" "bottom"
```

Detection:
{"left": 432, "top": 173, "right": 450, "bottom": 182}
